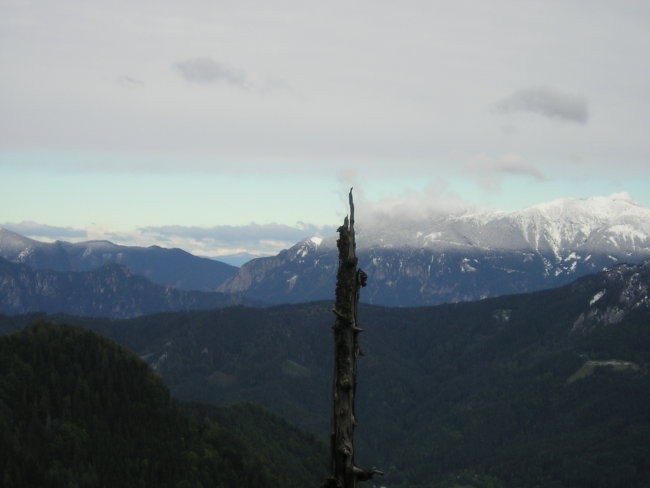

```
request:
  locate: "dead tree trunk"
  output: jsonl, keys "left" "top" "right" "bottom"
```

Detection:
{"left": 323, "top": 188, "right": 381, "bottom": 488}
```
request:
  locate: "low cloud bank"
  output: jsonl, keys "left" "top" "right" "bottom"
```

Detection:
{"left": 1, "top": 222, "right": 88, "bottom": 240}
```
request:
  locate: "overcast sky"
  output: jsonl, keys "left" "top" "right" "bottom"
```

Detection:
{"left": 1, "top": 0, "right": 649, "bottom": 257}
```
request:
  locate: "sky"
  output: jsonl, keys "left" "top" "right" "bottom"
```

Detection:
{"left": 1, "top": 0, "right": 649, "bottom": 258}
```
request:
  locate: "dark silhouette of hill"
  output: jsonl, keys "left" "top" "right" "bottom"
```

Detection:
{"left": 0, "top": 323, "right": 326, "bottom": 487}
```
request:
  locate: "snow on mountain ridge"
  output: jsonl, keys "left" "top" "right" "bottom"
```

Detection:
{"left": 216, "top": 194, "right": 650, "bottom": 307}
{"left": 351, "top": 193, "right": 650, "bottom": 257}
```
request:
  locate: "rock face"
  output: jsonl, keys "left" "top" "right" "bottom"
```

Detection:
{"left": 571, "top": 261, "right": 650, "bottom": 330}
{"left": 0, "top": 229, "right": 237, "bottom": 291}
{"left": 219, "top": 194, "right": 650, "bottom": 306}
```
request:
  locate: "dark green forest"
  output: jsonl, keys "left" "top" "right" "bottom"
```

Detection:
{"left": 2, "top": 264, "right": 650, "bottom": 487}
{"left": 0, "top": 323, "right": 325, "bottom": 487}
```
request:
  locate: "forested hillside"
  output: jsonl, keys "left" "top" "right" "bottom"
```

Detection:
{"left": 0, "top": 257, "right": 253, "bottom": 318}
{"left": 2, "top": 262, "right": 650, "bottom": 486}
{"left": 0, "top": 323, "right": 325, "bottom": 487}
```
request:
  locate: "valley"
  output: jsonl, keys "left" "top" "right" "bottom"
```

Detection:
{"left": 3, "top": 261, "right": 650, "bottom": 486}
{"left": 1, "top": 194, "right": 650, "bottom": 486}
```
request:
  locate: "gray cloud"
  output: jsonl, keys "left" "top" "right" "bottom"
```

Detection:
{"left": 495, "top": 87, "right": 588, "bottom": 124}
{"left": 174, "top": 57, "right": 246, "bottom": 86}
{"left": 116, "top": 75, "right": 143, "bottom": 85}
{"left": 2, "top": 221, "right": 88, "bottom": 240}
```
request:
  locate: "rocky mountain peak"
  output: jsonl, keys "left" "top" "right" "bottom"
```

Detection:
{"left": 220, "top": 194, "right": 650, "bottom": 306}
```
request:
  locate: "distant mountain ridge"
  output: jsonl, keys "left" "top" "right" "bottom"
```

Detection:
{"left": 4, "top": 194, "right": 650, "bottom": 308}
{"left": 0, "top": 256, "right": 252, "bottom": 318}
{"left": 0, "top": 228, "right": 237, "bottom": 291}
{"left": 219, "top": 194, "right": 650, "bottom": 306}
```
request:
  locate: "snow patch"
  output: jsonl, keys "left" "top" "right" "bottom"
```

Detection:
{"left": 609, "top": 192, "right": 635, "bottom": 203}
{"left": 493, "top": 309, "right": 511, "bottom": 322}
{"left": 589, "top": 290, "right": 606, "bottom": 306}
{"left": 424, "top": 232, "right": 443, "bottom": 242}
{"left": 286, "top": 274, "right": 298, "bottom": 291}
{"left": 17, "top": 247, "right": 34, "bottom": 262}
{"left": 152, "top": 352, "right": 168, "bottom": 371}
{"left": 460, "top": 258, "right": 477, "bottom": 273}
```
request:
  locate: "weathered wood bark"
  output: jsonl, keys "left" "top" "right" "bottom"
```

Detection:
{"left": 323, "top": 189, "right": 381, "bottom": 488}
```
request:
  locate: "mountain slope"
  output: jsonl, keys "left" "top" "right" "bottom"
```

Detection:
{"left": 0, "top": 322, "right": 316, "bottom": 487}
{"left": 219, "top": 194, "right": 650, "bottom": 306}
{"left": 0, "top": 228, "right": 237, "bottom": 291}
{"left": 11, "top": 261, "right": 649, "bottom": 487}
{"left": 0, "top": 256, "right": 251, "bottom": 318}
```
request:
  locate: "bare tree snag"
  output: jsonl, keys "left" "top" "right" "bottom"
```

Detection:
{"left": 323, "top": 188, "right": 382, "bottom": 488}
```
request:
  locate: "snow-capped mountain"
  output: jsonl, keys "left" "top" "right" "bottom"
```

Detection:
{"left": 357, "top": 192, "right": 650, "bottom": 254}
{"left": 218, "top": 194, "right": 650, "bottom": 306}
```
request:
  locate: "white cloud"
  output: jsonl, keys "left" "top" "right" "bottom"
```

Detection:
{"left": 126, "top": 223, "right": 333, "bottom": 257}
{"left": 354, "top": 184, "right": 473, "bottom": 235}
{"left": 1, "top": 220, "right": 334, "bottom": 257}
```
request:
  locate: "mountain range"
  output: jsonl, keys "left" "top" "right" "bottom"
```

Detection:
{"left": 0, "top": 257, "right": 253, "bottom": 318}
{"left": 219, "top": 193, "right": 650, "bottom": 305}
{"left": 0, "top": 228, "right": 237, "bottom": 291}
{"left": 3, "top": 192, "right": 650, "bottom": 486}
{"left": 1, "top": 193, "right": 650, "bottom": 315}
{"left": 4, "top": 259, "right": 649, "bottom": 487}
